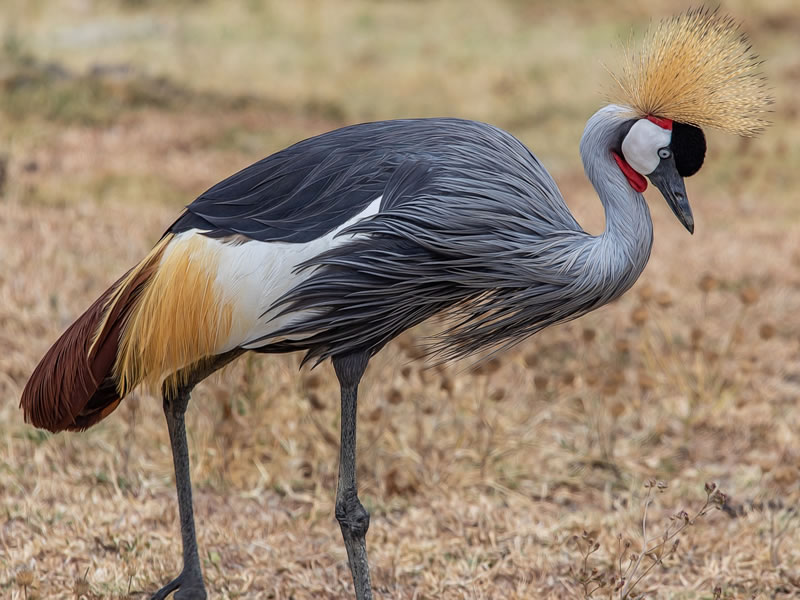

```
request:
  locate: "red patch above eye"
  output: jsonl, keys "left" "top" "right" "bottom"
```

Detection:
{"left": 612, "top": 152, "right": 647, "bottom": 193}
{"left": 646, "top": 115, "right": 673, "bottom": 131}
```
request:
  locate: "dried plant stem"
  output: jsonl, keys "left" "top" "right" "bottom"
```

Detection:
{"left": 769, "top": 507, "right": 797, "bottom": 567}
{"left": 619, "top": 482, "right": 724, "bottom": 599}
{"left": 618, "top": 488, "right": 653, "bottom": 598}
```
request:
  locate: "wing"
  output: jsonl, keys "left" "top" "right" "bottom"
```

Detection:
{"left": 169, "top": 120, "right": 443, "bottom": 243}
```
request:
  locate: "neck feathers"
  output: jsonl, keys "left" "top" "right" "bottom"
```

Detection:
{"left": 578, "top": 105, "right": 654, "bottom": 304}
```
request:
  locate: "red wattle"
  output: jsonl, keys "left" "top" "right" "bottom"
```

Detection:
{"left": 646, "top": 115, "right": 673, "bottom": 130}
{"left": 612, "top": 152, "right": 647, "bottom": 193}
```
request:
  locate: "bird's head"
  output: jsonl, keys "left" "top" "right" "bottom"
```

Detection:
{"left": 614, "top": 115, "right": 706, "bottom": 233}
{"left": 605, "top": 8, "right": 771, "bottom": 234}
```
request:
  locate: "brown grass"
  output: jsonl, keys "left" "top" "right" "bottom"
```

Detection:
{"left": 1, "top": 1, "right": 799, "bottom": 598}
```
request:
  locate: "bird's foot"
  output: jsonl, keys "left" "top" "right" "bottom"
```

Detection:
{"left": 150, "top": 570, "right": 207, "bottom": 600}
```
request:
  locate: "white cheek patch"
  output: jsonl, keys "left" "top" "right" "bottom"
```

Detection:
{"left": 621, "top": 119, "right": 672, "bottom": 176}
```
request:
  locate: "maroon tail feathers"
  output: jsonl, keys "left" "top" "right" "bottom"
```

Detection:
{"left": 20, "top": 252, "right": 163, "bottom": 433}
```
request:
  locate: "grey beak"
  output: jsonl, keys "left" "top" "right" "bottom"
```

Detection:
{"left": 647, "top": 157, "right": 694, "bottom": 234}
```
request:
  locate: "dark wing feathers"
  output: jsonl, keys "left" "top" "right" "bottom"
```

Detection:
{"left": 169, "top": 118, "right": 566, "bottom": 243}
{"left": 170, "top": 121, "right": 439, "bottom": 243}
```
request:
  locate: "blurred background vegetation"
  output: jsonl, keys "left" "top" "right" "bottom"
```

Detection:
{"left": 1, "top": 0, "right": 797, "bottom": 230}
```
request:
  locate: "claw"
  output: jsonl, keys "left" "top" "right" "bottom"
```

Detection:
{"left": 150, "top": 574, "right": 181, "bottom": 600}
{"left": 150, "top": 571, "right": 207, "bottom": 600}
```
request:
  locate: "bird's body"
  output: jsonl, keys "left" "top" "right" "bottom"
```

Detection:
{"left": 170, "top": 116, "right": 588, "bottom": 358}
{"left": 20, "top": 9, "right": 770, "bottom": 600}
{"left": 23, "top": 112, "right": 656, "bottom": 433}
{"left": 169, "top": 113, "right": 650, "bottom": 361}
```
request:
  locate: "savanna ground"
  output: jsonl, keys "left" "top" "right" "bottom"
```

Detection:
{"left": 1, "top": 1, "right": 799, "bottom": 598}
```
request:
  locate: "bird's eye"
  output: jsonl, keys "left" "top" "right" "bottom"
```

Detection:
{"left": 658, "top": 147, "right": 672, "bottom": 159}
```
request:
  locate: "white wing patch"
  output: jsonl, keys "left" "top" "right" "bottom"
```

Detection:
{"left": 621, "top": 119, "right": 672, "bottom": 175}
{"left": 175, "top": 196, "right": 383, "bottom": 354}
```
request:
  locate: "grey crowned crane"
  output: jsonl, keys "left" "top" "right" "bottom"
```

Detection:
{"left": 21, "top": 9, "right": 769, "bottom": 600}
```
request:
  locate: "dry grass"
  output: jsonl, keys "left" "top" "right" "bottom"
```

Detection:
{"left": 1, "top": 1, "right": 799, "bottom": 598}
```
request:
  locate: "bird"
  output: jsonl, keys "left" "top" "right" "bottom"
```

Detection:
{"left": 20, "top": 8, "right": 769, "bottom": 600}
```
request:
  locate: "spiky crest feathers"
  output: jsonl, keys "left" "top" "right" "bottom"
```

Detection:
{"left": 609, "top": 7, "right": 772, "bottom": 137}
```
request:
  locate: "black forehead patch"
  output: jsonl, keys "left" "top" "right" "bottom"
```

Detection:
{"left": 671, "top": 122, "right": 706, "bottom": 177}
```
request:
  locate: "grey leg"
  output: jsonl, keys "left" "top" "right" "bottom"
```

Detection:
{"left": 151, "top": 389, "right": 206, "bottom": 600}
{"left": 150, "top": 350, "right": 244, "bottom": 600}
{"left": 331, "top": 352, "right": 374, "bottom": 600}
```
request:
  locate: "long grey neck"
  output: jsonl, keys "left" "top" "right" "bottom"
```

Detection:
{"left": 577, "top": 105, "right": 654, "bottom": 304}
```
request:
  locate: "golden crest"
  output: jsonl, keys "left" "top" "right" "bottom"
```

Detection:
{"left": 610, "top": 8, "right": 772, "bottom": 136}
